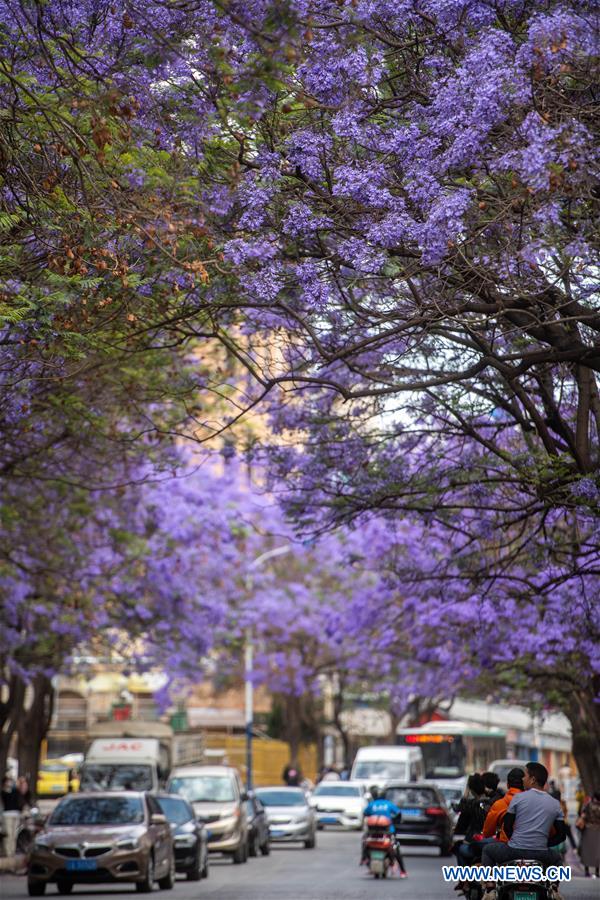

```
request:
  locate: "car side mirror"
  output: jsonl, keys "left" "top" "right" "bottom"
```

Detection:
{"left": 151, "top": 814, "right": 167, "bottom": 825}
{"left": 240, "top": 791, "right": 248, "bottom": 802}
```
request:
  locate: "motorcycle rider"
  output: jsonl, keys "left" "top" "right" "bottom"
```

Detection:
{"left": 454, "top": 773, "right": 487, "bottom": 864}
{"left": 481, "top": 762, "right": 566, "bottom": 900}
{"left": 482, "top": 772, "right": 504, "bottom": 810}
{"left": 482, "top": 767, "right": 524, "bottom": 843}
{"left": 362, "top": 785, "right": 408, "bottom": 877}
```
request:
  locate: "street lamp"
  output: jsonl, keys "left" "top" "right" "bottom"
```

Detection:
{"left": 245, "top": 545, "right": 292, "bottom": 791}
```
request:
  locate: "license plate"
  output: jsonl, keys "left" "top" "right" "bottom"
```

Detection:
{"left": 320, "top": 816, "right": 338, "bottom": 823}
{"left": 52, "top": 784, "right": 63, "bottom": 792}
{"left": 514, "top": 894, "right": 537, "bottom": 900}
{"left": 400, "top": 808, "right": 421, "bottom": 817}
{"left": 66, "top": 859, "right": 97, "bottom": 872}
{"left": 371, "top": 850, "right": 385, "bottom": 859}
{"left": 270, "top": 829, "right": 284, "bottom": 836}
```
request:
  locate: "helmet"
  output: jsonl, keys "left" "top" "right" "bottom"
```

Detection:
{"left": 369, "top": 785, "right": 380, "bottom": 800}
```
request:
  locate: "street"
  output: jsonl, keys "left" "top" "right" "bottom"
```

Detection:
{"left": 1, "top": 831, "right": 596, "bottom": 900}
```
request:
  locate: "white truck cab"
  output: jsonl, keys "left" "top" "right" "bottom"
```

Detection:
{"left": 79, "top": 737, "right": 166, "bottom": 792}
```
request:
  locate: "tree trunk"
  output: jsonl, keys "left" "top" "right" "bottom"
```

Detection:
{"left": 387, "top": 710, "right": 401, "bottom": 745}
{"left": 566, "top": 682, "right": 600, "bottom": 794}
{"left": 332, "top": 688, "right": 351, "bottom": 768}
{"left": 285, "top": 695, "right": 302, "bottom": 768}
{"left": 17, "top": 674, "right": 54, "bottom": 793}
{"left": 0, "top": 674, "right": 26, "bottom": 777}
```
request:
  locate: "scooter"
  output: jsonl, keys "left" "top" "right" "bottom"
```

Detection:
{"left": 496, "top": 860, "right": 556, "bottom": 900}
{"left": 364, "top": 815, "right": 396, "bottom": 879}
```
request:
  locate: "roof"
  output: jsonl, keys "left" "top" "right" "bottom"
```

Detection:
{"left": 169, "top": 765, "right": 239, "bottom": 777}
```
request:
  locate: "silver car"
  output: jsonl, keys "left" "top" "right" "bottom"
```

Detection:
{"left": 254, "top": 787, "right": 316, "bottom": 849}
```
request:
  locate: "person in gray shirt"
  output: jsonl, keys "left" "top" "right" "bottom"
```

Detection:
{"left": 482, "top": 762, "right": 566, "bottom": 867}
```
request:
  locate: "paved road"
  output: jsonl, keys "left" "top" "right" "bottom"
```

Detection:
{"left": 1, "top": 830, "right": 596, "bottom": 899}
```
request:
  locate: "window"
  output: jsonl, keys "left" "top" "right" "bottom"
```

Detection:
{"left": 313, "top": 785, "right": 361, "bottom": 797}
{"left": 255, "top": 789, "right": 306, "bottom": 807}
{"left": 353, "top": 761, "right": 408, "bottom": 781}
{"left": 79, "top": 764, "right": 153, "bottom": 792}
{"left": 384, "top": 787, "right": 437, "bottom": 807}
{"left": 50, "top": 797, "right": 144, "bottom": 825}
{"left": 157, "top": 797, "right": 193, "bottom": 826}
{"left": 168, "top": 775, "right": 236, "bottom": 803}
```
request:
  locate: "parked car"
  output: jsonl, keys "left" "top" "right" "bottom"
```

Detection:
{"left": 36, "top": 761, "right": 79, "bottom": 799}
{"left": 155, "top": 794, "right": 208, "bottom": 881}
{"left": 27, "top": 791, "right": 174, "bottom": 896}
{"left": 166, "top": 765, "right": 248, "bottom": 863}
{"left": 254, "top": 787, "right": 316, "bottom": 849}
{"left": 382, "top": 782, "right": 453, "bottom": 855}
{"left": 245, "top": 791, "right": 270, "bottom": 857}
{"left": 311, "top": 781, "right": 368, "bottom": 830}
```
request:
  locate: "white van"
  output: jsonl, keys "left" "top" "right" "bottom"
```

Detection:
{"left": 350, "top": 745, "right": 424, "bottom": 788}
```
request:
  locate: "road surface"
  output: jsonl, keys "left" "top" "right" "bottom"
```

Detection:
{"left": 1, "top": 830, "right": 595, "bottom": 899}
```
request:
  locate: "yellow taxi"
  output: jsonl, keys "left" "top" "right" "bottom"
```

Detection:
{"left": 36, "top": 759, "right": 80, "bottom": 797}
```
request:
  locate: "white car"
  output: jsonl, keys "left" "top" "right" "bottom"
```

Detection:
{"left": 310, "top": 781, "right": 368, "bottom": 830}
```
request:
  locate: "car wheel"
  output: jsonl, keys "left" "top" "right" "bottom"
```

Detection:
{"left": 232, "top": 841, "right": 246, "bottom": 864}
{"left": 157, "top": 855, "right": 175, "bottom": 890}
{"left": 187, "top": 847, "right": 202, "bottom": 881}
{"left": 248, "top": 831, "right": 257, "bottom": 858}
{"left": 56, "top": 880, "right": 73, "bottom": 895}
{"left": 304, "top": 830, "right": 316, "bottom": 849}
{"left": 316, "top": 824, "right": 324, "bottom": 831}
{"left": 28, "top": 882, "right": 46, "bottom": 897}
{"left": 260, "top": 838, "right": 270, "bottom": 857}
{"left": 136, "top": 855, "right": 154, "bottom": 893}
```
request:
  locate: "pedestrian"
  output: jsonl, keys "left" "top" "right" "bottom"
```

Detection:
{"left": 1, "top": 776, "right": 20, "bottom": 811}
{"left": 282, "top": 764, "right": 301, "bottom": 787}
{"left": 578, "top": 789, "right": 600, "bottom": 878}
{"left": 16, "top": 776, "right": 33, "bottom": 811}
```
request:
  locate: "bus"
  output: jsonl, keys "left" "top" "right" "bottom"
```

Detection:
{"left": 395, "top": 720, "right": 506, "bottom": 781}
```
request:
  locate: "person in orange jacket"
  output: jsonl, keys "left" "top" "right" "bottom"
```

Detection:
{"left": 483, "top": 768, "right": 525, "bottom": 842}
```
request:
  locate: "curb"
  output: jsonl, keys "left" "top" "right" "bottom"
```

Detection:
{"left": 0, "top": 854, "right": 26, "bottom": 874}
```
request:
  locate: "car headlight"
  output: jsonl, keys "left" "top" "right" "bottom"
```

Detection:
{"left": 116, "top": 836, "right": 140, "bottom": 850}
{"left": 174, "top": 834, "right": 197, "bottom": 847}
{"left": 34, "top": 837, "right": 50, "bottom": 849}
{"left": 294, "top": 816, "right": 309, "bottom": 825}
{"left": 218, "top": 814, "right": 240, "bottom": 830}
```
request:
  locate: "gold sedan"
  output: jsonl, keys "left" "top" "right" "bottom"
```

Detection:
{"left": 27, "top": 792, "right": 174, "bottom": 896}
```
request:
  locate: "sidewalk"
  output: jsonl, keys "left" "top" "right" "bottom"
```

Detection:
{"left": 0, "top": 854, "right": 25, "bottom": 874}
{"left": 566, "top": 846, "right": 586, "bottom": 878}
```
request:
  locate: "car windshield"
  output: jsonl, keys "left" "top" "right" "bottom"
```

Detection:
{"left": 384, "top": 787, "right": 437, "bottom": 807}
{"left": 41, "top": 764, "right": 68, "bottom": 773}
{"left": 50, "top": 796, "right": 144, "bottom": 825}
{"left": 156, "top": 797, "right": 192, "bottom": 826}
{"left": 79, "top": 765, "right": 152, "bottom": 792}
{"left": 168, "top": 775, "right": 236, "bottom": 803}
{"left": 313, "top": 785, "right": 360, "bottom": 797}
{"left": 354, "top": 761, "right": 408, "bottom": 780}
{"left": 256, "top": 790, "right": 306, "bottom": 807}
{"left": 438, "top": 788, "right": 463, "bottom": 804}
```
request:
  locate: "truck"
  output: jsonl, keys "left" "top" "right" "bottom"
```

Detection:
{"left": 79, "top": 721, "right": 204, "bottom": 792}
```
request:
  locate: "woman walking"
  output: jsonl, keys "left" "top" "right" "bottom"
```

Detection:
{"left": 578, "top": 790, "right": 600, "bottom": 878}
